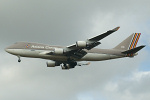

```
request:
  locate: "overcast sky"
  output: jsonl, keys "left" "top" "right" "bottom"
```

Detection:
{"left": 0, "top": 0, "right": 150, "bottom": 100}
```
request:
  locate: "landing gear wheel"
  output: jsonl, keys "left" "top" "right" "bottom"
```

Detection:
{"left": 18, "top": 59, "right": 21, "bottom": 62}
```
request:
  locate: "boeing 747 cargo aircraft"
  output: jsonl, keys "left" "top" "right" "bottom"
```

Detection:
{"left": 5, "top": 27, "right": 145, "bottom": 69}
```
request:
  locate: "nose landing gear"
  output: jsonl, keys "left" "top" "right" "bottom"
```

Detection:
{"left": 17, "top": 56, "right": 21, "bottom": 62}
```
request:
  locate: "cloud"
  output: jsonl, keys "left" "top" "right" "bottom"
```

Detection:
{"left": 101, "top": 71, "right": 150, "bottom": 100}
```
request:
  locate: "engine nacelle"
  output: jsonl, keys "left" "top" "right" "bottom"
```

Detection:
{"left": 47, "top": 61, "right": 60, "bottom": 67}
{"left": 76, "top": 41, "right": 87, "bottom": 48}
{"left": 54, "top": 48, "right": 64, "bottom": 55}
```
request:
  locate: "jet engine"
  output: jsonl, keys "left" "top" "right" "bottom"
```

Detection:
{"left": 48, "top": 48, "right": 64, "bottom": 55}
{"left": 76, "top": 41, "right": 88, "bottom": 48}
{"left": 54, "top": 48, "right": 64, "bottom": 55}
{"left": 47, "top": 61, "right": 60, "bottom": 67}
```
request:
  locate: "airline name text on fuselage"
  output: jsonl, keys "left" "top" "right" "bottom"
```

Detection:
{"left": 31, "top": 45, "right": 54, "bottom": 49}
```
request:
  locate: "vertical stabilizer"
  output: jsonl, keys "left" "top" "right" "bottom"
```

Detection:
{"left": 114, "top": 33, "right": 141, "bottom": 50}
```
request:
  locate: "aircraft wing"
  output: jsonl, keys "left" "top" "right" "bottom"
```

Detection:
{"left": 65, "top": 26, "right": 120, "bottom": 58}
{"left": 67, "top": 26, "right": 120, "bottom": 50}
{"left": 88, "top": 26, "right": 120, "bottom": 41}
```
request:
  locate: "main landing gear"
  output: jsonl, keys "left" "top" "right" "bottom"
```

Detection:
{"left": 17, "top": 56, "right": 21, "bottom": 62}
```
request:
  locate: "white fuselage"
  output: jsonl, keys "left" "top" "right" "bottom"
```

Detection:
{"left": 5, "top": 48, "right": 124, "bottom": 62}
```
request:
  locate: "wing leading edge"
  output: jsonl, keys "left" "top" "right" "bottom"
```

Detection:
{"left": 88, "top": 26, "right": 120, "bottom": 41}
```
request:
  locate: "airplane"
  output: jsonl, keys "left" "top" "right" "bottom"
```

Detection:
{"left": 5, "top": 27, "right": 145, "bottom": 70}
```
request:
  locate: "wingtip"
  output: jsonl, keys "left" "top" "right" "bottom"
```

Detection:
{"left": 87, "top": 62, "right": 90, "bottom": 65}
{"left": 116, "top": 26, "right": 120, "bottom": 31}
{"left": 113, "top": 26, "right": 120, "bottom": 31}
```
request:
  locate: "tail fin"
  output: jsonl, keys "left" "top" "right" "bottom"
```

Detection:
{"left": 114, "top": 33, "right": 141, "bottom": 50}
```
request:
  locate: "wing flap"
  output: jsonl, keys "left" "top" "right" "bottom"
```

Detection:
{"left": 67, "top": 50, "right": 87, "bottom": 59}
{"left": 86, "top": 42, "right": 101, "bottom": 50}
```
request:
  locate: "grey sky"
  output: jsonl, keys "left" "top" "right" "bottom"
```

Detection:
{"left": 0, "top": 0, "right": 150, "bottom": 100}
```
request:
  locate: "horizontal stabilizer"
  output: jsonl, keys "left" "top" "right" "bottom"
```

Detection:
{"left": 122, "top": 45, "right": 145, "bottom": 54}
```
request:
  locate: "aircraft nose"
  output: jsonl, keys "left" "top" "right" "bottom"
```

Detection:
{"left": 5, "top": 47, "right": 11, "bottom": 53}
{"left": 5, "top": 48, "right": 8, "bottom": 52}
{"left": 5, "top": 43, "right": 20, "bottom": 55}
{"left": 5, "top": 45, "right": 15, "bottom": 54}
